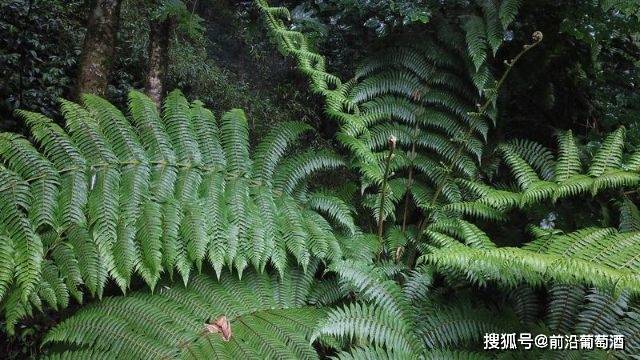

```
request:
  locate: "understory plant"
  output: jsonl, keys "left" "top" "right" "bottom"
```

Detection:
{"left": 253, "top": 0, "right": 640, "bottom": 358}
{"left": 0, "top": 89, "right": 355, "bottom": 333}
{"left": 1, "top": 0, "right": 640, "bottom": 359}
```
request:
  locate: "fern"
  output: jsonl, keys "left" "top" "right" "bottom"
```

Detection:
{"left": 457, "top": 129, "right": 640, "bottom": 213}
{"left": 556, "top": 130, "right": 583, "bottom": 181}
{"left": 318, "top": 241, "right": 640, "bottom": 357}
{"left": 2, "top": 1, "right": 635, "bottom": 358}
{"left": 0, "top": 90, "right": 352, "bottom": 332}
{"left": 252, "top": 2, "right": 640, "bottom": 358}
{"left": 504, "top": 283, "right": 640, "bottom": 357}
{"left": 499, "top": 0, "right": 522, "bottom": 28}
{"left": 619, "top": 198, "right": 640, "bottom": 232}
{"left": 588, "top": 127, "right": 625, "bottom": 176}
{"left": 422, "top": 224, "right": 640, "bottom": 296}
{"left": 463, "top": 15, "right": 489, "bottom": 71}
{"left": 311, "top": 260, "right": 529, "bottom": 358}
{"left": 42, "top": 268, "right": 326, "bottom": 359}
{"left": 255, "top": 1, "right": 546, "bottom": 273}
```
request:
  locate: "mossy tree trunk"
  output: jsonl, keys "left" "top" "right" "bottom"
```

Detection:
{"left": 75, "top": 0, "right": 122, "bottom": 98}
{"left": 145, "top": 15, "right": 173, "bottom": 107}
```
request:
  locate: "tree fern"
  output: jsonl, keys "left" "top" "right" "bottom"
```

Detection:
{"left": 318, "top": 247, "right": 640, "bottom": 357}
{"left": 0, "top": 90, "right": 353, "bottom": 332}
{"left": 255, "top": 0, "right": 543, "bottom": 268}
{"left": 1, "top": 1, "right": 636, "bottom": 358}
{"left": 312, "top": 260, "right": 528, "bottom": 358}
{"left": 252, "top": 4, "right": 640, "bottom": 358}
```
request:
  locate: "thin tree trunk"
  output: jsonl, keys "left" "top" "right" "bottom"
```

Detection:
{"left": 76, "top": 0, "right": 122, "bottom": 98}
{"left": 145, "top": 16, "right": 172, "bottom": 107}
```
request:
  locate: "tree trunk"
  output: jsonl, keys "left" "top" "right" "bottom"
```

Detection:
{"left": 145, "top": 16, "right": 172, "bottom": 107}
{"left": 76, "top": 0, "right": 121, "bottom": 98}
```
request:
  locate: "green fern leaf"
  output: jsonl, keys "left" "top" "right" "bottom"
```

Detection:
{"left": 43, "top": 271, "right": 327, "bottom": 360}
{"left": 588, "top": 127, "right": 625, "bottom": 176}
{"left": 462, "top": 15, "right": 489, "bottom": 71}
{"left": 555, "top": 130, "right": 582, "bottom": 181}
{"left": 499, "top": 0, "right": 521, "bottom": 28}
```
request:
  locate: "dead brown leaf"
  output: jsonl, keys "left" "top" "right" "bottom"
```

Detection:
{"left": 204, "top": 315, "right": 232, "bottom": 341}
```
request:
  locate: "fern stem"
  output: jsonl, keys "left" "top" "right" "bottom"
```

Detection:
{"left": 401, "top": 131, "right": 418, "bottom": 233}
{"left": 397, "top": 133, "right": 417, "bottom": 262}
{"left": 429, "top": 35, "right": 543, "bottom": 209}
{"left": 377, "top": 136, "right": 396, "bottom": 258}
{"left": 412, "top": 33, "right": 543, "bottom": 259}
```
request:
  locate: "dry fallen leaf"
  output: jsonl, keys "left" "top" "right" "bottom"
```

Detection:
{"left": 204, "top": 315, "right": 232, "bottom": 341}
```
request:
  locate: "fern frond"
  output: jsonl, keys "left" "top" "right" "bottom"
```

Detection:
{"left": 253, "top": 121, "right": 312, "bottom": 183}
{"left": 479, "top": 0, "right": 504, "bottom": 55}
{"left": 1, "top": 91, "right": 353, "bottom": 330}
{"left": 307, "top": 191, "right": 357, "bottom": 235}
{"left": 0, "top": 166, "right": 43, "bottom": 302}
{"left": 189, "top": 100, "right": 226, "bottom": 169}
{"left": 545, "top": 284, "right": 587, "bottom": 333}
{"left": 313, "top": 302, "right": 417, "bottom": 354}
{"left": 416, "top": 298, "right": 517, "bottom": 349}
{"left": 220, "top": 108, "right": 251, "bottom": 176}
{"left": 499, "top": 0, "right": 521, "bottom": 28}
{"left": 0, "top": 236, "right": 15, "bottom": 301}
{"left": 163, "top": 89, "right": 202, "bottom": 165}
{"left": 555, "top": 130, "right": 582, "bottom": 181}
{"left": 330, "top": 260, "right": 413, "bottom": 321}
{"left": 574, "top": 289, "right": 627, "bottom": 335}
{"left": 507, "top": 138, "right": 556, "bottom": 180}
{"left": 462, "top": 15, "right": 489, "bottom": 71}
{"left": 619, "top": 198, "right": 640, "bottom": 232}
{"left": 454, "top": 128, "right": 640, "bottom": 215}
{"left": 273, "top": 150, "right": 344, "bottom": 194}
{"left": 43, "top": 270, "right": 326, "bottom": 360}
{"left": 424, "top": 226, "right": 640, "bottom": 295}
{"left": 588, "top": 127, "right": 625, "bottom": 177}
{"left": 255, "top": 0, "right": 505, "bottom": 232}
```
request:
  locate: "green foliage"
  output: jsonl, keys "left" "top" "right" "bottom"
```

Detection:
{"left": 422, "top": 224, "right": 640, "bottom": 296}
{"left": 312, "top": 259, "right": 524, "bottom": 358}
{"left": 457, "top": 129, "right": 640, "bottom": 212}
{"left": 510, "top": 284, "right": 640, "bottom": 358}
{"left": 312, "top": 257, "right": 640, "bottom": 358}
{"left": 42, "top": 267, "right": 326, "bottom": 359}
{"left": 497, "top": 0, "right": 640, "bottom": 145}
{"left": 154, "top": 0, "right": 205, "bottom": 40}
{"left": 286, "top": 0, "right": 431, "bottom": 42}
{"left": 3, "top": 0, "right": 640, "bottom": 358}
{"left": 0, "top": 0, "right": 87, "bottom": 131}
{"left": 0, "top": 90, "right": 351, "bottom": 333}
{"left": 255, "top": 0, "right": 534, "bottom": 244}
{"left": 255, "top": 1, "right": 640, "bottom": 358}
{"left": 416, "top": 130, "right": 640, "bottom": 299}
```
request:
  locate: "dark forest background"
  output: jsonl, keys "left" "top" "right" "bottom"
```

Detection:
{"left": 2, "top": 0, "right": 639, "bottom": 144}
